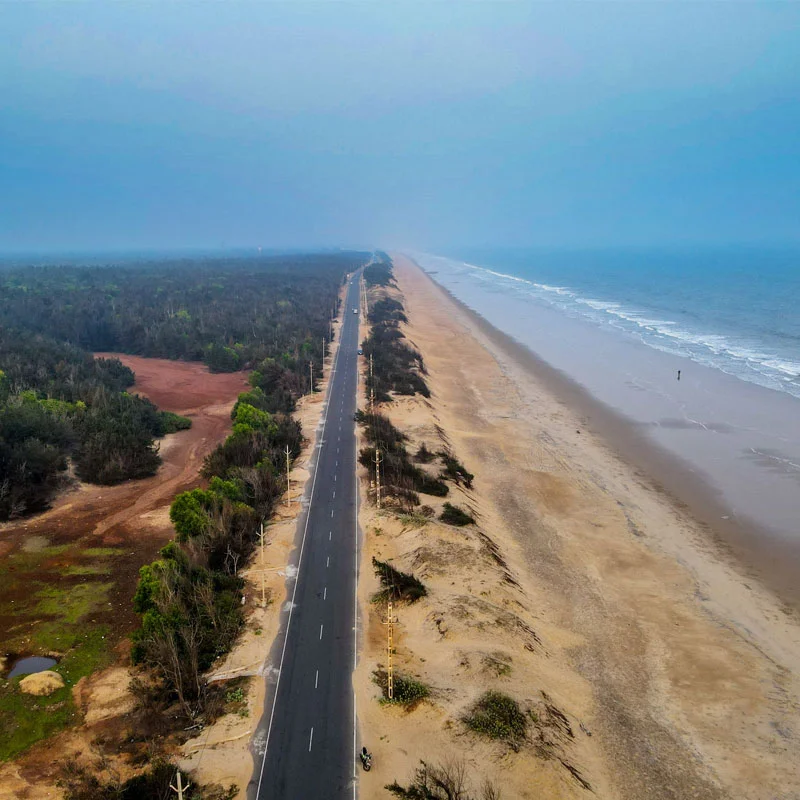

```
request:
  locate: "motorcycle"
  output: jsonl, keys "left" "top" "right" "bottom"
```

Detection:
{"left": 360, "top": 747, "right": 372, "bottom": 772}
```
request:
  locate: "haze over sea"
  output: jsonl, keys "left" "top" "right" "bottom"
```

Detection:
{"left": 432, "top": 247, "right": 800, "bottom": 399}
{"left": 414, "top": 247, "right": 800, "bottom": 598}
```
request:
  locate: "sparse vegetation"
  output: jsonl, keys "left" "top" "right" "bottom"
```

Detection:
{"left": 372, "top": 557, "right": 427, "bottom": 604}
{"left": 387, "top": 759, "right": 502, "bottom": 800}
{"left": 438, "top": 450, "right": 474, "bottom": 489}
{"left": 439, "top": 502, "right": 475, "bottom": 527}
{"left": 373, "top": 670, "right": 430, "bottom": 707}
{"left": 357, "top": 410, "right": 449, "bottom": 502}
{"left": 57, "top": 756, "right": 236, "bottom": 800}
{"left": 463, "top": 691, "right": 527, "bottom": 750}
{"left": 414, "top": 442, "right": 436, "bottom": 463}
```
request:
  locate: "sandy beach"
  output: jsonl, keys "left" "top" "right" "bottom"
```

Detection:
{"left": 354, "top": 254, "right": 800, "bottom": 799}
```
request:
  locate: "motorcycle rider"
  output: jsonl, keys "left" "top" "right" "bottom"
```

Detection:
{"left": 360, "top": 746, "right": 372, "bottom": 770}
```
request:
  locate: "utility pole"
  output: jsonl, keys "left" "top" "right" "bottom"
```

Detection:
{"left": 258, "top": 522, "right": 267, "bottom": 608}
{"left": 374, "top": 447, "right": 382, "bottom": 509}
{"left": 285, "top": 445, "right": 292, "bottom": 507}
{"left": 170, "top": 771, "right": 189, "bottom": 800}
{"left": 309, "top": 363, "right": 314, "bottom": 395}
{"left": 369, "top": 353, "right": 374, "bottom": 411}
{"left": 383, "top": 600, "right": 398, "bottom": 700}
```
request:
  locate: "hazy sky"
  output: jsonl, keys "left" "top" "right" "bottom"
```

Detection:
{"left": 1, "top": 3, "right": 799, "bottom": 251}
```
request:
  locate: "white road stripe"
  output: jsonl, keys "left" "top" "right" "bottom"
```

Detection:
{"left": 254, "top": 282, "right": 348, "bottom": 797}
{"left": 309, "top": 727, "right": 314, "bottom": 752}
{"left": 326, "top": 556, "right": 330, "bottom": 567}
{"left": 319, "top": 624, "right": 324, "bottom": 640}
{"left": 315, "top": 670, "right": 319, "bottom": 689}
{"left": 324, "top": 586, "right": 327, "bottom": 600}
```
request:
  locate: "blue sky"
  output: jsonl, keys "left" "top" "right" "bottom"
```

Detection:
{"left": 1, "top": 3, "right": 799, "bottom": 251}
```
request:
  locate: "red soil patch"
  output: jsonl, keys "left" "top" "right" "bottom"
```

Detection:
{"left": 95, "top": 353, "right": 250, "bottom": 413}
{"left": 0, "top": 355, "right": 249, "bottom": 648}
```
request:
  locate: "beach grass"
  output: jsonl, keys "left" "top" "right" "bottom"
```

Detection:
{"left": 463, "top": 690, "right": 527, "bottom": 750}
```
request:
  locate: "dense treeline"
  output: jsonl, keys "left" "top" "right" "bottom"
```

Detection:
{"left": 131, "top": 377, "right": 304, "bottom": 716}
{"left": 0, "top": 253, "right": 355, "bottom": 373}
{"left": 0, "top": 337, "right": 181, "bottom": 517}
{"left": 358, "top": 255, "right": 475, "bottom": 510}
{"left": 128, "top": 252, "right": 367, "bottom": 717}
{"left": 0, "top": 253, "right": 365, "bottom": 519}
{"left": 363, "top": 255, "right": 394, "bottom": 288}
{"left": 363, "top": 256, "right": 430, "bottom": 401}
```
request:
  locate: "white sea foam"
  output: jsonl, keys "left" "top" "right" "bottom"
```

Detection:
{"left": 411, "top": 251, "right": 800, "bottom": 399}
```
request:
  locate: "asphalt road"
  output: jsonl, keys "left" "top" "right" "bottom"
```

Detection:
{"left": 252, "top": 271, "right": 363, "bottom": 800}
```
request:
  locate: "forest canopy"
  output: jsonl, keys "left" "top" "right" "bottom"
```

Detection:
{"left": 0, "top": 252, "right": 366, "bottom": 518}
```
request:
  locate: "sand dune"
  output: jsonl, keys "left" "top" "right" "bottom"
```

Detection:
{"left": 354, "top": 255, "right": 800, "bottom": 799}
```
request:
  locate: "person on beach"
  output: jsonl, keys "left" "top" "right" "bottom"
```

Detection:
{"left": 677, "top": 369, "right": 681, "bottom": 381}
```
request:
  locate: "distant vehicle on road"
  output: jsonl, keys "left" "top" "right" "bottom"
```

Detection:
{"left": 358, "top": 347, "right": 363, "bottom": 355}
{"left": 353, "top": 308, "right": 358, "bottom": 314}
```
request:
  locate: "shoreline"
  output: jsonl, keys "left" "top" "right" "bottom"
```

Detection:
{"left": 404, "top": 255, "right": 800, "bottom": 613}
{"left": 386, "top": 253, "right": 800, "bottom": 797}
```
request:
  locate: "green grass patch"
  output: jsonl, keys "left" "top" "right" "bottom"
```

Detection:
{"left": 394, "top": 512, "right": 431, "bottom": 529}
{"left": 81, "top": 547, "right": 123, "bottom": 558}
{"left": 0, "top": 626, "right": 111, "bottom": 762}
{"left": 0, "top": 681, "right": 75, "bottom": 762}
{"left": 35, "top": 582, "right": 112, "bottom": 625}
{"left": 463, "top": 690, "right": 527, "bottom": 750}
{"left": 3, "top": 544, "right": 71, "bottom": 573}
{"left": 62, "top": 563, "right": 112, "bottom": 576}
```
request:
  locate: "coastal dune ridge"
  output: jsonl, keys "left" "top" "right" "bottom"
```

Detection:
{"left": 409, "top": 250, "right": 800, "bottom": 609}
{"left": 380, "top": 252, "right": 800, "bottom": 798}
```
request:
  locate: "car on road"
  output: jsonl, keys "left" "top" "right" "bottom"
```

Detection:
{"left": 358, "top": 347, "right": 363, "bottom": 355}
{"left": 353, "top": 308, "right": 358, "bottom": 314}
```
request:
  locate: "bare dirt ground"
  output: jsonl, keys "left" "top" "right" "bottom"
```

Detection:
{"left": 0, "top": 355, "right": 249, "bottom": 797}
{"left": 354, "top": 257, "right": 800, "bottom": 800}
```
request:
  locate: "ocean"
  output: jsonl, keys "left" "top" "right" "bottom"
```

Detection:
{"left": 419, "top": 246, "right": 800, "bottom": 400}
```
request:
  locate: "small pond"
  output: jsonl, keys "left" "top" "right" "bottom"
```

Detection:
{"left": 7, "top": 656, "right": 57, "bottom": 679}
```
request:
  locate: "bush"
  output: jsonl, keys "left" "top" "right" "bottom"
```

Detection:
{"left": 387, "top": 759, "right": 501, "bottom": 800}
{"left": 439, "top": 502, "right": 475, "bottom": 527}
{"left": 372, "top": 557, "right": 427, "bottom": 604}
{"left": 438, "top": 450, "right": 474, "bottom": 489}
{"left": 414, "top": 473, "right": 449, "bottom": 497}
{"left": 373, "top": 670, "right": 430, "bottom": 707}
{"left": 463, "top": 691, "right": 527, "bottom": 750}
{"left": 158, "top": 411, "right": 192, "bottom": 434}
{"left": 414, "top": 442, "right": 436, "bottom": 463}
